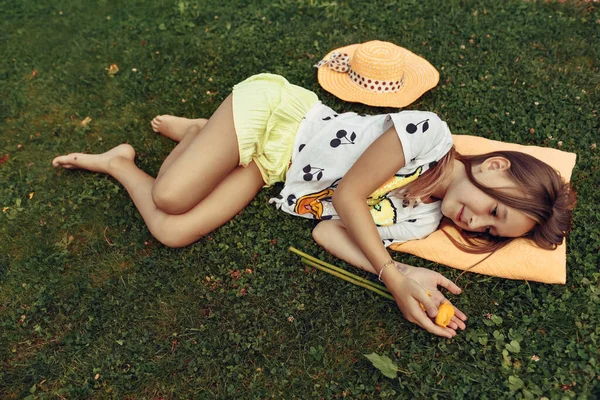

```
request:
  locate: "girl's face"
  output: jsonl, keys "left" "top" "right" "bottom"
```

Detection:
{"left": 440, "top": 157, "right": 535, "bottom": 238}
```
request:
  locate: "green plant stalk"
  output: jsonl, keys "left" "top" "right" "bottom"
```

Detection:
{"left": 301, "top": 258, "right": 395, "bottom": 301}
{"left": 289, "top": 246, "right": 390, "bottom": 294}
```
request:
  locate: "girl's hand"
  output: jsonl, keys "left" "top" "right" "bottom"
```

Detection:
{"left": 383, "top": 265, "right": 467, "bottom": 338}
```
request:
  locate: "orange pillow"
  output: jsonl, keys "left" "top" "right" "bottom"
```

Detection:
{"left": 390, "top": 135, "right": 577, "bottom": 284}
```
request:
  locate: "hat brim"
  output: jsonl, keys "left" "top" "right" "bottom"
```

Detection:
{"left": 317, "top": 44, "right": 440, "bottom": 108}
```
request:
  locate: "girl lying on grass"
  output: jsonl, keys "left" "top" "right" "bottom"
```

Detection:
{"left": 52, "top": 44, "right": 575, "bottom": 339}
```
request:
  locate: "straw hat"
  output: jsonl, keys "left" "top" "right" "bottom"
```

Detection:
{"left": 315, "top": 40, "right": 439, "bottom": 107}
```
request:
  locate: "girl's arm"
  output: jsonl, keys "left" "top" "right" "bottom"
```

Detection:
{"left": 312, "top": 219, "right": 467, "bottom": 333}
{"left": 331, "top": 126, "right": 464, "bottom": 337}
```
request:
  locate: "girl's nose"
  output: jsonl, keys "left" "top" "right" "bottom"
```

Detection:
{"left": 468, "top": 214, "right": 483, "bottom": 230}
{"left": 469, "top": 214, "right": 490, "bottom": 231}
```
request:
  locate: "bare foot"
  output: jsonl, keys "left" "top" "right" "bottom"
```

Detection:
{"left": 151, "top": 115, "right": 208, "bottom": 142}
{"left": 52, "top": 144, "right": 136, "bottom": 174}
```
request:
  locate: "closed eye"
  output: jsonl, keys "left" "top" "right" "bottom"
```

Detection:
{"left": 484, "top": 206, "right": 499, "bottom": 235}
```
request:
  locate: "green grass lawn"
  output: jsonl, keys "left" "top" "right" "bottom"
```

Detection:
{"left": 1, "top": 0, "right": 599, "bottom": 398}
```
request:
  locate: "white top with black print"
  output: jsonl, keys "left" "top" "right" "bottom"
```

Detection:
{"left": 269, "top": 102, "right": 454, "bottom": 247}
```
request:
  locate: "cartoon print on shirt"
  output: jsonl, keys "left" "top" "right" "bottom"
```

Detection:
{"left": 294, "top": 188, "right": 335, "bottom": 219}
{"left": 369, "top": 198, "right": 397, "bottom": 226}
{"left": 290, "top": 178, "right": 342, "bottom": 219}
{"left": 367, "top": 167, "right": 423, "bottom": 226}
{"left": 290, "top": 166, "right": 423, "bottom": 224}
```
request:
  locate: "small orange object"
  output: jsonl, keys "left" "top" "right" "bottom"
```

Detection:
{"left": 106, "top": 64, "right": 119, "bottom": 77}
{"left": 435, "top": 302, "right": 455, "bottom": 328}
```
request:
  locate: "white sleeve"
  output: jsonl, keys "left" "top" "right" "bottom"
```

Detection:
{"left": 389, "top": 111, "right": 453, "bottom": 172}
{"left": 377, "top": 223, "right": 424, "bottom": 246}
{"left": 376, "top": 205, "right": 444, "bottom": 247}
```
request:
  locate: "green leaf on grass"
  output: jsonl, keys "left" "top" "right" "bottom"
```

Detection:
{"left": 505, "top": 340, "right": 521, "bottom": 353}
{"left": 309, "top": 345, "right": 324, "bottom": 361}
{"left": 508, "top": 375, "right": 524, "bottom": 392}
{"left": 363, "top": 352, "right": 398, "bottom": 379}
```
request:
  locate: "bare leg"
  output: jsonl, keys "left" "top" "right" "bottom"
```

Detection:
{"left": 150, "top": 115, "right": 209, "bottom": 175}
{"left": 151, "top": 94, "right": 241, "bottom": 215}
{"left": 156, "top": 125, "right": 201, "bottom": 177}
{"left": 52, "top": 94, "right": 261, "bottom": 245}
{"left": 51, "top": 144, "right": 135, "bottom": 171}
{"left": 151, "top": 115, "right": 208, "bottom": 142}
{"left": 150, "top": 115, "right": 209, "bottom": 178}
{"left": 52, "top": 146, "right": 265, "bottom": 247}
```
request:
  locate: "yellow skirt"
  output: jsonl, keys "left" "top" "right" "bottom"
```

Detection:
{"left": 232, "top": 73, "right": 318, "bottom": 186}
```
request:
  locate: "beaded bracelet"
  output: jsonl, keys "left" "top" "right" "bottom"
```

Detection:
{"left": 378, "top": 260, "right": 395, "bottom": 282}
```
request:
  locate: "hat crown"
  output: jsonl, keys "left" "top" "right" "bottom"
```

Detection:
{"left": 351, "top": 41, "right": 405, "bottom": 81}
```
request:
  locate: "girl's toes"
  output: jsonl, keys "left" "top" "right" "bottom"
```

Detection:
{"left": 151, "top": 116, "right": 163, "bottom": 132}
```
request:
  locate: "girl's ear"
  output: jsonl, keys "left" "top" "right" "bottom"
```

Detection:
{"left": 480, "top": 156, "right": 511, "bottom": 172}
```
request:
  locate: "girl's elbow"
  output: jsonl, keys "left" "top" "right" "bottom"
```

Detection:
{"left": 331, "top": 191, "right": 340, "bottom": 209}
{"left": 331, "top": 187, "right": 349, "bottom": 210}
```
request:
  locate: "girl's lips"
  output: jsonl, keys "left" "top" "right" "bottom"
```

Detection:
{"left": 456, "top": 205, "right": 464, "bottom": 223}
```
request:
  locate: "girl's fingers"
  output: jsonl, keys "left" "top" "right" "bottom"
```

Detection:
{"left": 418, "top": 295, "right": 439, "bottom": 319}
{"left": 408, "top": 299, "right": 456, "bottom": 338}
{"left": 453, "top": 306, "right": 468, "bottom": 322}
{"left": 432, "top": 292, "right": 447, "bottom": 306}
{"left": 450, "top": 315, "right": 467, "bottom": 330}
{"left": 412, "top": 310, "right": 455, "bottom": 338}
{"left": 411, "top": 301, "right": 464, "bottom": 337}
{"left": 437, "top": 274, "right": 462, "bottom": 295}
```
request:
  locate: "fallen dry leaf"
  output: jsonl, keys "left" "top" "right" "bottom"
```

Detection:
{"left": 80, "top": 116, "right": 92, "bottom": 127}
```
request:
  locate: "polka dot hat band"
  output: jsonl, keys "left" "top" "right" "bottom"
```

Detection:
{"left": 315, "top": 40, "right": 440, "bottom": 108}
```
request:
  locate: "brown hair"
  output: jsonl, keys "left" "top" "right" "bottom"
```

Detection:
{"left": 401, "top": 148, "right": 577, "bottom": 254}
{"left": 392, "top": 146, "right": 456, "bottom": 205}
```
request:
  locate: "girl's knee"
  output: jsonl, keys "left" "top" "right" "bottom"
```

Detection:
{"left": 151, "top": 180, "right": 189, "bottom": 214}
{"left": 312, "top": 221, "right": 331, "bottom": 244}
{"left": 151, "top": 220, "right": 201, "bottom": 248}
{"left": 151, "top": 181, "right": 170, "bottom": 211}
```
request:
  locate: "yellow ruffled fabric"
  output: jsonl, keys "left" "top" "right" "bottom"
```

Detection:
{"left": 232, "top": 74, "right": 318, "bottom": 186}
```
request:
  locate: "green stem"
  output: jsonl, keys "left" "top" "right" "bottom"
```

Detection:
{"left": 289, "top": 246, "right": 390, "bottom": 294}
{"left": 300, "top": 258, "right": 395, "bottom": 301}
